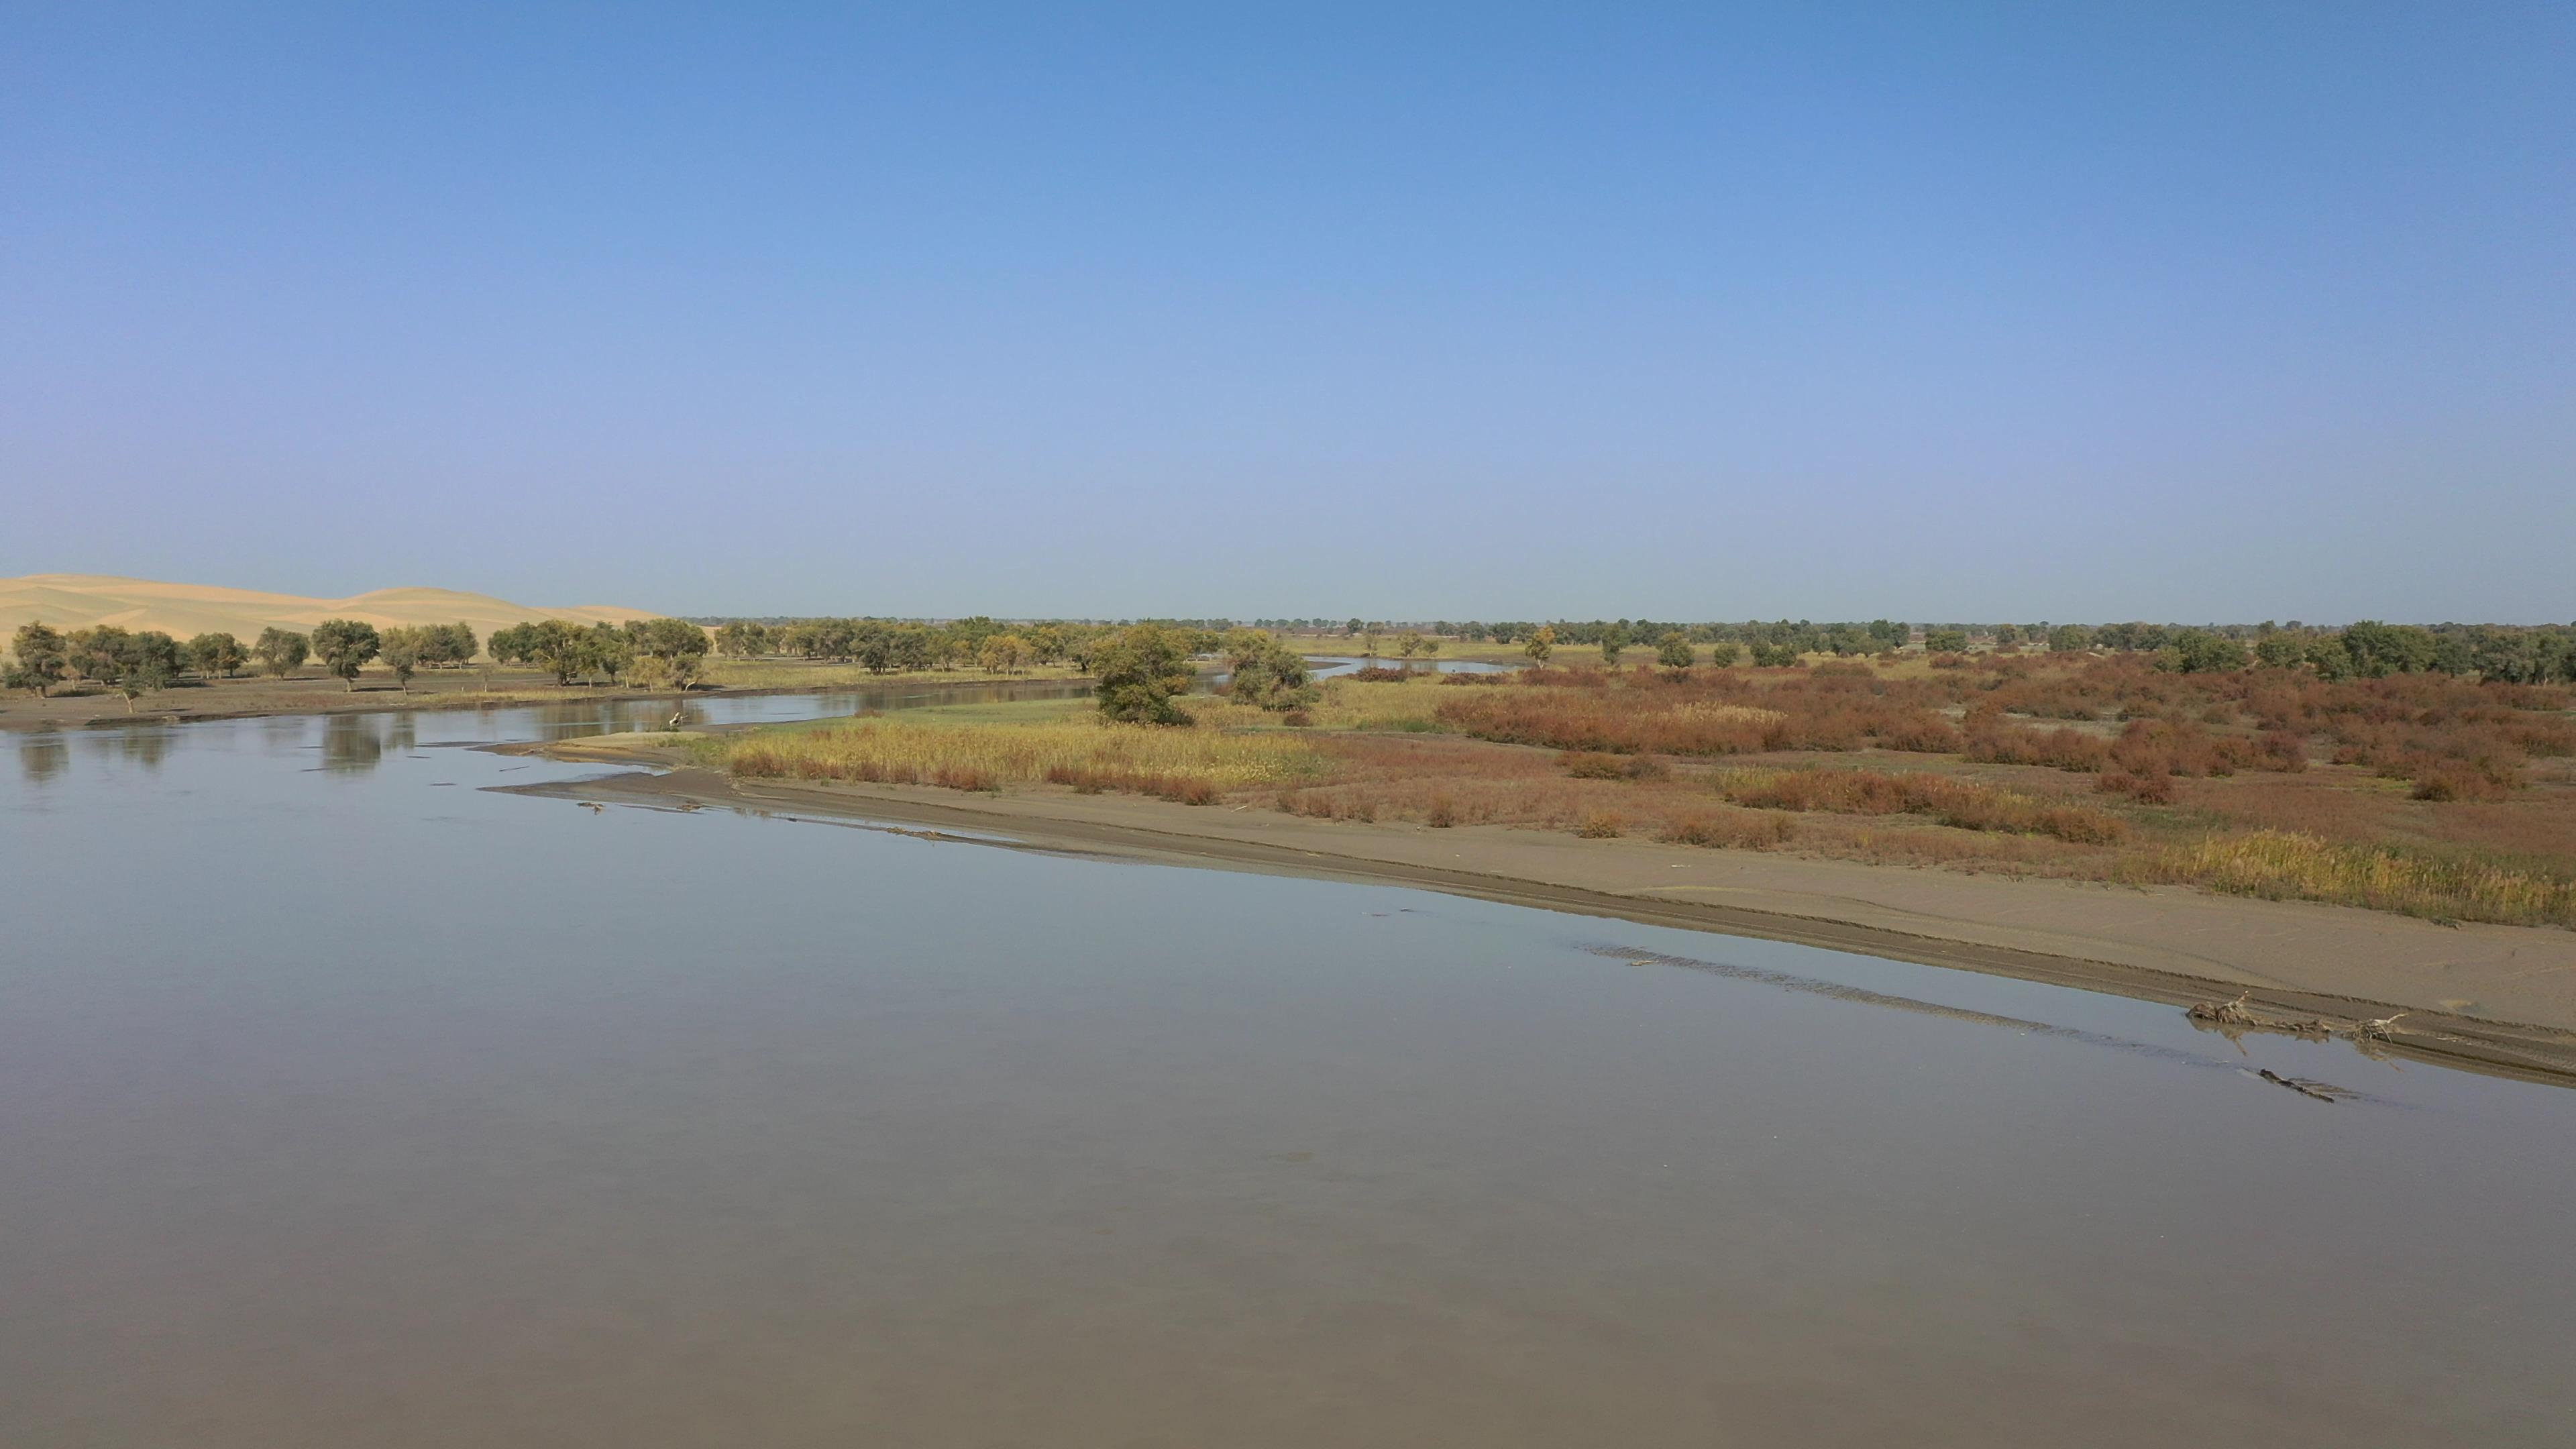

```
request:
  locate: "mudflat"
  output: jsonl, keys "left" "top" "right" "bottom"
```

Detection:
{"left": 521, "top": 739, "right": 2576, "bottom": 1082}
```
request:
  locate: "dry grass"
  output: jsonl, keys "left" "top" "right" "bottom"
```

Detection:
{"left": 2145, "top": 830, "right": 2576, "bottom": 928}
{"left": 1432, "top": 667, "right": 1960, "bottom": 755}
{"left": 715, "top": 651, "right": 2576, "bottom": 928}
{"left": 1713, "top": 766, "right": 2126, "bottom": 843}
{"left": 727, "top": 716, "right": 1324, "bottom": 801}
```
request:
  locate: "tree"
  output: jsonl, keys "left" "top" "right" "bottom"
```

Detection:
{"left": 10, "top": 621, "right": 66, "bottom": 696}
{"left": 1656, "top": 631, "right": 1695, "bottom": 675}
{"left": 254, "top": 627, "right": 310, "bottom": 678}
{"left": 1600, "top": 624, "right": 1628, "bottom": 667}
{"left": 1523, "top": 625, "right": 1555, "bottom": 667}
{"left": 2305, "top": 636, "right": 2356, "bottom": 681}
{"left": 1226, "top": 634, "right": 1317, "bottom": 712}
{"left": 2163, "top": 629, "right": 2248, "bottom": 674}
{"left": 2253, "top": 633, "right": 2307, "bottom": 669}
{"left": 378, "top": 627, "right": 427, "bottom": 692}
{"left": 854, "top": 623, "right": 898, "bottom": 674}
{"left": 1707, "top": 641, "right": 1741, "bottom": 668}
{"left": 1360, "top": 626, "right": 1383, "bottom": 660}
{"left": 2047, "top": 623, "right": 2095, "bottom": 653}
{"left": 423, "top": 621, "right": 478, "bottom": 667}
{"left": 187, "top": 632, "right": 248, "bottom": 678}
{"left": 1395, "top": 631, "right": 1428, "bottom": 667}
{"left": 586, "top": 623, "right": 635, "bottom": 684}
{"left": 66, "top": 626, "right": 133, "bottom": 684}
{"left": 2341, "top": 621, "right": 2437, "bottom": 678}
{"left": 1923, "top": 627, "right": 1970, "bottom": 653}
{"left": 714, "top": 621, "right": 769, "bottom": 657}
{"left": 522, "top": 620, "right": 595, "bottom": 684}
{"left": 1093, "top": 624, "right": 1195, "bottom": 725}
{"left": 311, "top": 619, "right": 381, "bottom": 691}
{"left": 94, "top": 631, "right": 184, "bottom": 710}
{"left": 634, "top": 618, "right": 710, "bottom": 669}
{"left": 978, "top": 633, "right": 1028, "bottom": 674}
{"left": 486, "top": 623, "right": 536, "bottom": 665}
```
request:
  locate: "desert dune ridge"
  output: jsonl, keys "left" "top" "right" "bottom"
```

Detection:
{"left": 0, "top": 574, "right": 657, "bottom": 642}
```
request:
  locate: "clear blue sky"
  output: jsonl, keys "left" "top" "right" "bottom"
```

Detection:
{"left": 5, "top": 3, "right": 2569, "bottom": 623}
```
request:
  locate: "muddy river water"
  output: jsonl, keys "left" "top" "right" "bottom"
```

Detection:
{"left": 3, "top": 695, "right": 2572, "bottom": 1446}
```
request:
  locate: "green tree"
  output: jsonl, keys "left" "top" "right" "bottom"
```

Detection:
{"left": 1656, "top": 631, "right": 1695, "bottom": 674}
{"left": 586, "top": 623, "right": 635, "bottom": 684}
{"left": 1523, "top": 625, "right": 1555, "bottom": 667}
{"left": 311, "top": 619, "right": 381, "bottom": 691}
{"left": 66, "top": 626, "right": 132, "bottom": 684}
{"left": 978, "top": 633, "right": 1028, "bottom": 674}
{"left": 99, "top": 631, "right": 184, "bottom": 710}
{"left": 486, "top": 623, "right": 535, "bottom": 665}
{"left": 1223, "top": 631, "right": 1316, "bottom": 712}
{"left": 1923, "top": 627, "right": 1970, "bottom": 653}
{"left": 253, "top": 627, "right": 309, "bottom": 678}
{"left": 1599, "top": 624, "right": 1628, "bottom": 667}
{"left": 2341, "top": 621, "right": 2437, "bottom": 678}
{"left": 713, "top": 621, "right": 768, "bottom": 657}
{"left": 187, "top": 632, "right": 248, "bottom": 678}
{"left": 2164, "top": 629, "right": 2249, "bottom": 674}
{"left": 2047, "top": 623, "right": 2095, "bottom": 653}
{"left": 423, "top": 621, "right": 478, "bottom": 667}
{"left": 521, "top": 620, "right": 594, "bottom": 684}
{"left": 378, "top": 627, "right": 427, "bottom": 692}
{"left": 2252, "top": 633, "right": 2307, "bottom": 669}
{"left": 10, "top": 621, "right": 67, "bottom": 696}
{"left": 1093, "top": 624, "right": 1195, "bottom": 724}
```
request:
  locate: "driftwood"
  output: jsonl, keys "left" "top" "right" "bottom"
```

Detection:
{"left": 2251, "top": 1068, "right": 2349, "bottom": 1102}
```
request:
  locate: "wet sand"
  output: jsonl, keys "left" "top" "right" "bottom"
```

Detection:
{"left": 517, "top": 740, "right": 2576, "bottom": 1082}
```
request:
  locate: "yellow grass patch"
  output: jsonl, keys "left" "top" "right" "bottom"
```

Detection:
{"left": 2149, "top": 830, "right": 2576, "bottom": 928}
{"left": 726, "top": 714, "right": 1325, "bottom": 800}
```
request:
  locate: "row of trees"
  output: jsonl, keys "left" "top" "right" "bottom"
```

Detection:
{"left": 709, "top": 616, "right": 1087, "bottom": 672}
{"left": 488, "top": 618, "right": 712, "bottom": 688}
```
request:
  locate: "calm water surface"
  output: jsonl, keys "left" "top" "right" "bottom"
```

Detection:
{"left": 3, "top": 700, "right": 2572, "bottom": 1446}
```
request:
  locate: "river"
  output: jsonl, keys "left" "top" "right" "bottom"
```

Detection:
{"left": 3, "top": 694, "right": 2571, "bottom": 1446}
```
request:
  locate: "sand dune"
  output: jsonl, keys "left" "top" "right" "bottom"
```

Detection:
{"left": 0, "top": 574, "right": 659, "bottom": 643}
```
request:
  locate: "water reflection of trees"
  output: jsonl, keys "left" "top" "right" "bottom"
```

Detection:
{"left": 17, "top": 731, "right": 68, "bottom": 785}
{"left": 323, "top": 715, "right": 384, "bottom": 773}
{"left": 119, "top": 729, "right": 173, "bottom": 769}
{"left": 317, "top": 714, "right": 417, "bottom": 775}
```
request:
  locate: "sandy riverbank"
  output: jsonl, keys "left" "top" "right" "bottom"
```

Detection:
{"left": 512, "top": 735, "right": 2576, "bottom": 1083}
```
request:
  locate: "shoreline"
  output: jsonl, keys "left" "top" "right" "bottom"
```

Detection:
{"left": 510, "top": 738, "right": 2576, "bottom": 1085}
{"left": 0, "top": 674, "right": 1090, "bottom": 732}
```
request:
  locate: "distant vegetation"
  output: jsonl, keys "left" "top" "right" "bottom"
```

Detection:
{"left": 19, "top": 607, "right": 2573, "bottom": 928}
{"left": 687, "top": 619, "right": 2576, "bottom": 931}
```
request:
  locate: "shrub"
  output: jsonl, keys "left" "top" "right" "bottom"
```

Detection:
{"left": 2096, "top": 769, "right": 2176, "bottom": 804}
{"left": 1661, "top": 812, "right": 1796, "bottom": 849}
{"left": 1715, "top": 767, "right": 2124, "bottom": 843}
{"left": 1577, "top": 810, "right": 1625, "bottom": 838}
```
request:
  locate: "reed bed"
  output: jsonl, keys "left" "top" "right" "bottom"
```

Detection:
{"left": 2147, "top": 830, "right": 2576, "bottom": 928}
{"left": 727, "top": 716, "right": 1324, "bottom": 801}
